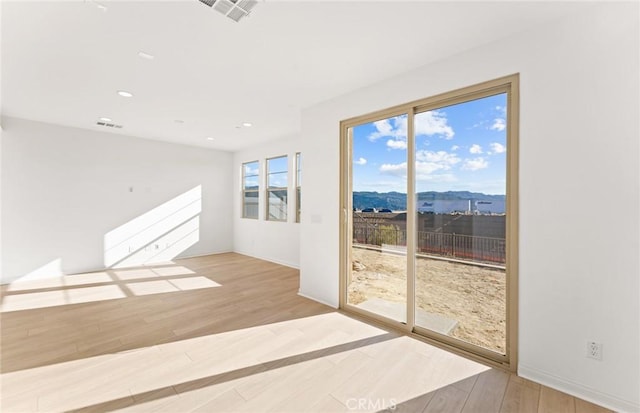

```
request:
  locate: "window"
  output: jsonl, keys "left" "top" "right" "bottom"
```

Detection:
{"left": 295, "top": 152, "right": 302, "bottom": 223}
{"left": 266, "top": 156, "right": 288, "bottom": 221}
{"left": 242, "top": 161, "right": 259, "bottom": 219}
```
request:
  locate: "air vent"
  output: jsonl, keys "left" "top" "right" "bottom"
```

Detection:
{"left": 96, "top": 122, "right": 123, "bottom": 129}
{"left": 227, "top": 7, "right": 247, "bottom": 22}
{"left": 213, "top": 0, "right": 234, "bottom": 14}
{"left": 237, "top": 0, "right": 258, "bottom": 12}
{"left": 197, "top": 0, "right": 258, "bottom": 22}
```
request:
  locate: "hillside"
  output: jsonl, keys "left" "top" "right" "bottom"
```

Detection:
{"left": 353, "top": 191, "right": 505, "bottom": 212}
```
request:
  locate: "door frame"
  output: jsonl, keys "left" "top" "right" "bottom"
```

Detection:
{"left": 339, "top": 74, "right": 519, "bottom": 371}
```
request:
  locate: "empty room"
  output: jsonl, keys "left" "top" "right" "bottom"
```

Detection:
{"left": 1, "top": 1, "right": 638, "bottom": 412}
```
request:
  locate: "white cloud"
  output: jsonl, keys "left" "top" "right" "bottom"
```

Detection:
{"left": 418, "top": 173, "right": 457, "bottom": 183}
{"left": 451, "top": 145, "right": 460, "bottom": 151}
{"left": 386, "top": 139, "right": 407, "bottom": 150}
{"left": 354, "top": 157, "right": 367, "bottom": 165}
{"left": 489, "top": 142, "right": 506, "bottom": 154}
{"left": 415, "top": 111, "right": 455, "bottom": 139}
{"left": 415, "top": 150, "right": 461, "bottom": 179}
{"left": 368, "top": 111, "right": 454, "bottom": 141}
{"left": 462, "top": 157, "right": 489, "bottom": 171}
{"left": 244, "top": 166, "right": 259, "bottom": 176}
{"left": 416, "top": 150, "right": 460, "bottom": 165}
{"left": 469, "top": 144, "right": 483, "bottom": 154}
{"left": 490, "top": 118, "right": 506, "bottom": 131}
{"left": 379, "top": 162, "right": 407, "bottom": 177}
{"left": 368, "top": 116, "right": 406, "bottom": 141}
{"left": 379, "top": 150, "right": 461, "bottom": 181}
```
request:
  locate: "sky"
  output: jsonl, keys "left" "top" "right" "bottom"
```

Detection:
{"left": 352, "top": 93, "right": 507, "bottom": 195}
{"left": 243, "top": 156, "right": 289, "bottom": 189}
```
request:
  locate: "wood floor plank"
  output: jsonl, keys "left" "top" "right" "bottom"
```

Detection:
{"left": 423, "top": 384, "right": 470, "bottom": 413}
{"left": 0, "top": 252, "right": 615, "bottom": 413}
{"left": 500, "top": 377, "right": 540, "bottom": 413}
{"left": 575, "top": 398, "right": 614, "bottom": 413}
{"left": 539, "top": 385, "right": 575, "bottom": 413}
{"left": 461, "top": 368, "right": 510, "bottom": 413}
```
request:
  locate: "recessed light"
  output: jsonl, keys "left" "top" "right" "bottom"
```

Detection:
{"left": 99, "top": 117, "right": 112, "bottom": 122}
{"left": 242, "top": 122, "right": 253, "bottom": 127}
{"left": 138, "top": 51, "right": 155, "bottom": 60}
{"left": 117, "top": 90, "right": 133, "bottom": 98}
{"left": 206, "top": 137, "right": 215, "bottom": 141}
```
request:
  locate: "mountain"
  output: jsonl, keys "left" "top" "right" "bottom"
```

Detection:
{"left": 353, "top": 191, "right": 506, "bottom": 212}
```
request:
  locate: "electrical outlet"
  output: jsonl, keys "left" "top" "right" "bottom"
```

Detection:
{"left": 587, "top": 341, "right": 603, "bottom": 360}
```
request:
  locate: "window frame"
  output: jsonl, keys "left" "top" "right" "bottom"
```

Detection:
{"left": 266, "top": 155, "right": 289, "bottom": 222}
{"left": 241, "top": 160, "right": 260, "bottom": 220}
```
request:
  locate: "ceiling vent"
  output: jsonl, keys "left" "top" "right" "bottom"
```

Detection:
{"left": 96, "top": 121, "right": 123, "bottom": 129}
{"left": 198, "top": 0, "right": 258, "bottom": 22}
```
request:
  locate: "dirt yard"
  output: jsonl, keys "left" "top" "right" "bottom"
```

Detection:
{"left": 349, "top": 247, "right": 506, "bottom": 353}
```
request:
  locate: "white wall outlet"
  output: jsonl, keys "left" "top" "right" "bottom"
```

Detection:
{"left": 587, "top": 341, "right": 603, "bottom": 360}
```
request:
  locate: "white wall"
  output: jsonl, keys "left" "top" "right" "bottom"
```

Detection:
{"left": 1, "top": 117, "right": 233, "bottom": 283}
{"left": 233, "top": 136, "right": 301, "bottom": 268}
{"left": 299, "top": 3, "right": 639, "bottom": 411}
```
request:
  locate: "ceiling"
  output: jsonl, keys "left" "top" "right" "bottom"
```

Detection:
{"left": 2, "top": 1, "right": 590, "bottom": 152}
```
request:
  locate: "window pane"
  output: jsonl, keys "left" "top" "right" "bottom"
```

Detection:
{"left": 243, "top": 161, "right": 259, "bottom": 178}
{"left": 244, "top": 176, "right": 259, "bottom": 190}
{"left": 348, "top": 114, "right": 408, "bottom": 323}
{"left": 415, "top": 93, "right": 507, "bottom": 355}
{"left": 243, "top": 161, "right": 260, "bottom": 190}
{"left": 296, "top": 153, "right": 302, "bottom": 223}
{"left": 296, "top": 187, "right": 301, "bottom": 223}
{"left": 268, "top": 189, "right": 287, "bottom": 221}
{"left": 267, "top": 156, "right": 287, "bottom": 174}
{"left": 296, "top": 153, "right": 302, "bottom": 186}
{"left": 268, "top": 171, "right": 288, "bottom": 188}
{"left": 243, "top": 191, "right": 259, "bottom": 219}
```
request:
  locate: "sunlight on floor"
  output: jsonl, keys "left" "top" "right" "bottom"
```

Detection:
{"left": 0, "top": 312, "right": 489, "bottom": 412}
{"left": 0, "top": 265, "right": 220, "bottom": 313}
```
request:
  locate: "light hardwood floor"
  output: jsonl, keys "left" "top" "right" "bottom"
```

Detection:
{"left": 0, "top": 253, "right": 612, "bottom": 413}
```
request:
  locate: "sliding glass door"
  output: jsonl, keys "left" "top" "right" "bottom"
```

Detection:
{"left": 341, "top": 75, "right": 518, "bottom": 367}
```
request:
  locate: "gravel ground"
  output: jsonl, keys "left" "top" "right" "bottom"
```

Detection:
{"left": 349, "top": 247, "right": 506, "bottom": 353}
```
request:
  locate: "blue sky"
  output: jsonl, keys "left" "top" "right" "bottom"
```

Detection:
{"left": 352, "top": 93, "right": 507, "bottom": 195}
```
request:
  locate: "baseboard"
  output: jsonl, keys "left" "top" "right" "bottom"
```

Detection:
{"left": 177, "top": 249, "right": 234, "bottom": 260}
{"left": 232, "top": 250, "right": 299, "bottom": 269}
{"left": 297, "top": 291, "right": 338, "bottom": 309}
{"left": 519, "top": 364, "right": 640, "bottom": 413}
{"left": 0, "top": 249, "right": 235, "bottom": 285}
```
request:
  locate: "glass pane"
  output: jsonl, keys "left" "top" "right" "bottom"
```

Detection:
{"left": 267, "top": 156, "right": 287, "bottom": 174}
{"left": 268, "top": 171, "right": 288, "bottom": 188}
{"left": 296, "top": 187, "right": 301, "bottom": 223}
{"left": 243, "top": 161, "right": 259, "bottom": 178}
{"left": 348, "top": 114, "right": 407, "bottom": 323}
{"left": 296, "top": 153, "right": 302, "bottom": 186}
{"left": 296, "top": 153, "right": 302, "bottom": 223}
{"left": 243, "top": 161, "right": 260, "bottom": 190}
{"left": 243, "top": 191, "right": 259, "bottom": 219}
{"left": 267, "top": 189, "right": 287, "bottom": 221}
{"left": 243, "top": 176, "right": 259, "bottom": 190}
{"left": 414, "top": 93, "right": 507, "bottom": 354}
